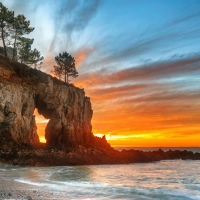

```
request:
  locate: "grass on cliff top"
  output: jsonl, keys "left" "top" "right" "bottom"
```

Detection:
{"left": 0, "top": 55, "right": 75, "bottom": 87}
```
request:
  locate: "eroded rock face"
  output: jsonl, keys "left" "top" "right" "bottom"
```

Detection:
{"left": 0, "top": 81, "right": 38, "bottom": 144}
{"left": 36, "top": 77, "right": 93, "bottom": 147}
{"left": 0, "top": 57, "right": 94, "bottom": 147}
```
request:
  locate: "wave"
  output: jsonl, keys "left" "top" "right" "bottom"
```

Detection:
{"left": 13, "top": 178, "right": 200, "bottom": 200}
{"left": 2, "top": 160, "right": 199, "bottom": 199}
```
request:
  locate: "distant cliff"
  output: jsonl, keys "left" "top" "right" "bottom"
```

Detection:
{"left": 0, "top": 56, "right": 110, "bottom": 149}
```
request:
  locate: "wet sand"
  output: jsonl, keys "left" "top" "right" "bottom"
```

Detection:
{"left": 0, "top": 177, "right": 68, "bottom": 200}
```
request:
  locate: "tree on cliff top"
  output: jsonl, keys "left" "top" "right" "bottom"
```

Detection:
{"left": 17, "top": 37, "right": 43, "bottom": 76}
{"left": 51, "top": 65, "right": 63, "bottom": 80}
{"left": 0, "top": 2, "right": 43, "bottom": 71}
{"left": 52, "top": 52, "right": 78, "bottom": 83}
{"left": 17, "top": 37, "right": 43, "bottom": 65}
{"left": 11, "top": 14, "right": 34, "bottom": 60}
{"left": 0, "top": 3, "right": 14, "bottom": 57}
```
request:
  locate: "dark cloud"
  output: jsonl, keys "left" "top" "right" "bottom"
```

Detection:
{"left": 75, "top": 54, "right": 200, "bottom": 87}
{"left": 108, "top": 54, "right": 200, "bottom": 82}
{"left": 49, "top": 0, "right": 103, "bottom": 53}
{"left": 61, "top": 0, "right": 102, "bottom": 32}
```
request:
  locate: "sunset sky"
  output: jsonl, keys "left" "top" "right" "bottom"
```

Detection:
{"left": 2, "top": 0, "right": 200, "bottom": 147}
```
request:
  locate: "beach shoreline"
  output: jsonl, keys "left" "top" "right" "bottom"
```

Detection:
{"left": 0, "top": 176, "right": 68, "bottom": 200}
{"left": 1, "top": 160, "right": 200, "bottom": 200}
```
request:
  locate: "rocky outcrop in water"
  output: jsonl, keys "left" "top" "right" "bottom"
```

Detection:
{"left": 1, "top": 141, "right": 200, "bottom": 166}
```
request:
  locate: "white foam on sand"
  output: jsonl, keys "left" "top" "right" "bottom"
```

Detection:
{"left": 0, "top": 177, "right": 70, "bottom": 200}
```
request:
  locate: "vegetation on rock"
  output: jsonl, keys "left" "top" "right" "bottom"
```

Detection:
{"left": 52, "top": 52, "right": 78, "bottom": 83}
{"left": 0, "top": 2, "right": 13, "bottom": 58}
{"left": 0, "top": 3, "right": 43, "bottom": 67}
{"left": 0, "top": 2, "right": 78, "bottom": 84}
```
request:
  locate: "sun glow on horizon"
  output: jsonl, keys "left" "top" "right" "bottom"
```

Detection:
{"left": 94, "top": 129, "right": 200, "bottom": 148}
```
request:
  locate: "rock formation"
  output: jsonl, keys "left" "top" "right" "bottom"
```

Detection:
{"left": 0, "top": 56, "right": 106, "bottom": 148}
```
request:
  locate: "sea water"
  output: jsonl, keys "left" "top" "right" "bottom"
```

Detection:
{"left": 0, "top": 149, "right": 200, "bottom": 199}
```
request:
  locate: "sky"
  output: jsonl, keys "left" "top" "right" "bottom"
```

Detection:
{"left": 2, "top": 0, "right": 200, "bottom": 147}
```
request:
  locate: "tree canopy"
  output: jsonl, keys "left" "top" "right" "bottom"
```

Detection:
{"left": 0, "top": 2, "right": 43, "bottom": 70}
{"left": 17, "top": 37, "right": 43, "bottom": 66}
{"left": 52, "top": 52, "right": 78, "bottom": 83}
{"left": 11, "top": 14, "right": 34, "bottom": 60}
{"left": 0, "top": 3, "right": 80, "bottom": 84}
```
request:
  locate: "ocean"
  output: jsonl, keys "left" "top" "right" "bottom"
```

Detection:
{"left": 114, "top": 147, "right": 200, "bottom": 153}
{"left": 0, "top": 148, "right": 200, "bottom": 200}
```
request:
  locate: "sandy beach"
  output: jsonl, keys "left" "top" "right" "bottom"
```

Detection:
{"left": 0, "top": 177, "right": 68, "bottom": 200}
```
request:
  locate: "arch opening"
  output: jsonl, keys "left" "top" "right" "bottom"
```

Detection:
{"left": 34, "top": 108, "right": 49, "bottom": 143}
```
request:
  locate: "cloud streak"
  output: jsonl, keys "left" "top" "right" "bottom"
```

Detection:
{"left": 75, "top": 53, "right": 200, "bottom": 146}
{"left": 74, "top": 54, "right": 200, "bottom": 88}
{"left": 49, "top": 0, "right": 102, "bottom": 53}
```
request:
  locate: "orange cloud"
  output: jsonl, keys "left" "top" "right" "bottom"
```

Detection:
{"left": 75, "top": 50, "right": 87, "bottom": 67}
{"left": 74, "top": 54, "right": 200, "bottom": 88}
{"left": 74, "top": 48, "right": 94, "bottom": 67}
{"left": 42, "top": 56, "right": 56, "bottom": 73}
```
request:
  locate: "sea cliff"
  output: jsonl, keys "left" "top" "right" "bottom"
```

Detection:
{"left": 0, "top": 56, "right": 109, "bottom": 148}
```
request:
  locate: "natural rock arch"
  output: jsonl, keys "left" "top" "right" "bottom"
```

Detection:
{"left": 0, "top": 61, "right": 94, "bottom": 148}
{"left": 33, "top": 80, "right": 94, "bottom": 148}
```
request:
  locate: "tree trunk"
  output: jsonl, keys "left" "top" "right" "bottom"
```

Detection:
{"left": 20, "top": 61, "right": 22, "bottom": 77}
{"left": 13, "top": 33, "right": 17, "bottom": 60}
{"left": 1, "top": 27, "right": 7, "bottom": 58}
{"left": 64, "top": 67, "right": 66, "bottom": 83}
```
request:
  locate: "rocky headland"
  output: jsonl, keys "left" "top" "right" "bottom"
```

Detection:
{"left": 0, "top": 55, "right": 200, "bottom": 166}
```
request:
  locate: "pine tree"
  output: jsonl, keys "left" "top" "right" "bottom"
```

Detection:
{"left": 11, "top": 14, "right": 34, "bottom": 60}
{"left": 30, "top": 49, "right": 44, "bottom": 70}
{"left": 53, "top": 52, "right": 78, "bottom": 84}
{"left": 17, "top": 37, "right": 43, "bottom": 76}
{"left": 17, "top": 37, "right": 43, "bottom": 65}
{"left": 0, "top": 3, "right": 14, "bottom": 57}
{"left": 51, "top": 65, "right": 63, "bottom": 80}
{"left": 17, "top": 37, "right": 34, "bottom": 64}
